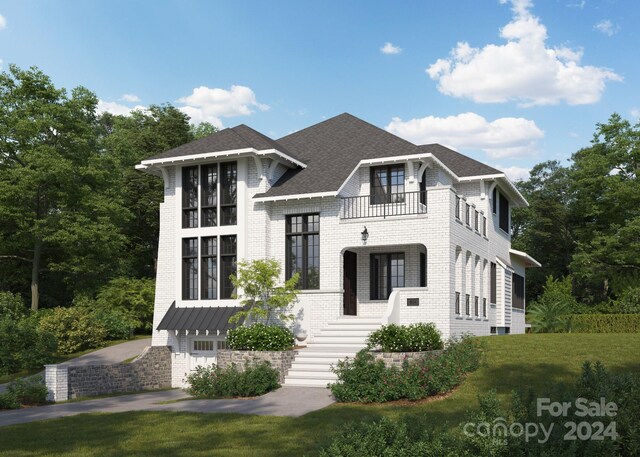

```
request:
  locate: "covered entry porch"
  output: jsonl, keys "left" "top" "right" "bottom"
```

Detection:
{"left": 341, "top": 243, "right": 428, "bottom": 318}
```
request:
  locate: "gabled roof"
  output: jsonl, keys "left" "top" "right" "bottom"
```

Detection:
{"left": 145, "top": 124, "right": 299, "bottom": 162}
{"left": 257, "top": 113, "right": 422, "bottom": 198}
{"left": 422, "top": 144, "right": 501, "bottom": 178}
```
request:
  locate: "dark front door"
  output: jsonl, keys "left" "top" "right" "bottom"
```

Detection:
{"left": 343, "top": 250, "right": 357, "bottom": 315}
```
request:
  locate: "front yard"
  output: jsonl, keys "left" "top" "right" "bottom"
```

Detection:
{"left": 0, "top": 333, "right": 638, "bottom": 456}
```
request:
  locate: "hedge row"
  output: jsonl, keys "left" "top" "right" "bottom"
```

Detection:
{"left": 571, "top": 314, "right": 640, "bottom": 333}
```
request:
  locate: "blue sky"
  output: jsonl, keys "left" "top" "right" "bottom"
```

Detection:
{"left": 0, "top": 0, "right": 637, "bottom": 180}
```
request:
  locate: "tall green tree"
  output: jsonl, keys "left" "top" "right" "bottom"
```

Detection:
{"left": 98, "top": 105, "right": 193, "bottom": 277}
{"left": 0, "top": 65, "right": 127, "bottom": 310}
{"left": 190, "top": 121, "right": 218, "bottom": 140}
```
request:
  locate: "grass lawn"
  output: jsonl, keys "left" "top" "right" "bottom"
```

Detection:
{"left": 0, "top": 333, "right": 638, "bottom": 457}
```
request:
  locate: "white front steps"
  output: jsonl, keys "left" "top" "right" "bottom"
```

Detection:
{"left": 284, "top": 317, "right": 382, "bottom": 387}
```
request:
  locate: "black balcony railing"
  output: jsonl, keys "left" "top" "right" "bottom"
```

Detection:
{"left": 340, "top": 191, "right": 427, "bottom": 219}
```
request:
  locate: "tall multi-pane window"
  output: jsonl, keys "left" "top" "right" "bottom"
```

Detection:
{"left": 455, "top": 196, "right": 461, "bottom": 219}
{"left": 499, "top": 192, "right": 510, "bottom": 234}
{"left": 465, "top": 294, "right": 470, "bottom": 316}
{"left": 182, "top": 238, "right": 198, "bottom": 300}
{"left": 465, "top": 203, "right": 471, "bottom": 226}
{"left": 370, "top": 165, "right": 404, "bottom": 204}
{"left": 201, "top": 237, "right": 217, "bottom": 299}
{"left": 474, "top": 296, "right": 479, "bottom": 316}
{"left": 370, "top": 253, "right": 404, "bottom": 300}
{"left": 221, "top": 162, "right": 237, "bottom": 226}
{"left": 483, "top": 298, "right": 487, "bottom": 317}
{"left": 220, "top": 236, "right": 236, "bottom": 299}
{"left": 286, "top": 214, "right": 320, "bottom": 289}
{"left": 182, "top": 167, "right": 198, "bottom": 228}
{"left": 483, "top": 216, "right": 487, "bottom": 236}
{"left": 455, "top": 292, "right": 461, "bottom": 315}
{"left": 490, "top": 262, "right": 497, "bottom": 304}
{"left": 201, "top": 164, "right": 217, "bottom": 227}
{"left": 474, "top": 210, "right": 479, "bottom": 231}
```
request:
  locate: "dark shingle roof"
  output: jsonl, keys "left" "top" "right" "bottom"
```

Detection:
{"left": 421, "top": 144, "right": 502, "bottom": 178}
{"left": 156, "top": 302, "right": 244, "bottom": 333}
{"left": 258, "top": 113, "right": 421, "bottom": 198}
{"left": 145, "top": 124, "right": 298, "bottom": 161}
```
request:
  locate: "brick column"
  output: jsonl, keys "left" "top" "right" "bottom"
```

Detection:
{"left": 45, "top": 364, "right": 69, "bottom": 402}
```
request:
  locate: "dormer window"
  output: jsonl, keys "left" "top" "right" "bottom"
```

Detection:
{"left": 370, "top": 165, "right": 404, "bottom": 204}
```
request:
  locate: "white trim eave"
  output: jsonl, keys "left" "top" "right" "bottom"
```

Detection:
{"left": 509, "top": 249, "right": 542, "bottom": 268}
{"left": 136, "top": 147, "right": 306, "bottom": 169}
{"left": 253, "top": 191, "right": 338, "bottom": 203}
{"left": 460, "top": 174, "right": 528, "bottom": 208}
{"left": 495, "top": 256, "right": 513, "bottom": 271}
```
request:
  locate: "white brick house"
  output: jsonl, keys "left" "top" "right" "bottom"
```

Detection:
{"left": 137, "top": 113, "right": 540, "bottom": 387}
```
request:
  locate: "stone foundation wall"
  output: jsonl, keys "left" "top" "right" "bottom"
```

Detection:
{"left": 370, "top": 350, "right": 443, "bottom": 368}
{"left": 46, "top": 346, "right": 172, "bottom": 401}
{"left": 217, "top": 349, "right": 297, "bottom": 382}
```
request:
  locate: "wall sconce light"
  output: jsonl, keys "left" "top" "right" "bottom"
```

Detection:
{"left": 361, "top": 226, "right": 369, "bottom": 243}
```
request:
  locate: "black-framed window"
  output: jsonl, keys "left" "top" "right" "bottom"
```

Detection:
{"left": 201, "top": 164, "right": 217, "bottom": 227}
{"left": 483, "top": 216, "right": 487, "bottom": 236}
{"left": 370, "top": 165, "right": 405, "bottom": 204}
{"left": 221, "top": 162, "right": 237, "bottom": 226}
{"left": 474, "top": 296, "right": 479, "bottom": 316}
{"left": 182, "top": 238, "right": 198, "bottom": 300}
{"left": 182, "top": 167, "right": 198, "bottom": 228}
{"left": 370, "top": 253, "right": 404, "bottom": 300}
{"left": 465, "top": 294, "right": 470, "bottom": 316}
{"left": 419, "top": 252, "right": 426, "bottom": 287}
{"left": 474, "top": 210, "right": 479, "bottom": 231}
{"left": 220, "top": 235, "right": 236, "bottom": 299}
{"left": 499, "top": 191, "right": 509, "bottom": 233}
{"left": 512, "top": 273, "right": 525, "bottom": 309}
{"left": 201, "top": 237, "right": 217, "bottom": 299}
{"left": 492, "top": 187, "right": 497, "bottom": 214}
{"left": 455, "top": 292, "right": 461, "bottom": 314}
{"left": 490, "top": 326, "right": 497, "bottom": 334}
{"left": 419, "top": 170, "right": 427, "bottom": 205}
{"left": 483, "top": 298, "right": 487, "bottom": 317}
{"left": 465, "top": 203, "right": 471, "bottom": 226}
{"left": 286, "top": 214, "right": 320, "bottom": 289}
{"left": 490, "top": 262, "right": 497, "bottom": 304}
{"left": 455, "top": 196, "right": 461, "bottom": 220}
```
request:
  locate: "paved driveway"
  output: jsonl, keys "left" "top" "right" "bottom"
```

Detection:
{"left": 0, "top": 387, "right": 335, "bottom": 427}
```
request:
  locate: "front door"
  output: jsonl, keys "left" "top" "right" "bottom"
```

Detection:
{"left": 343, "top": 250, "right": 357, "bottom": 315}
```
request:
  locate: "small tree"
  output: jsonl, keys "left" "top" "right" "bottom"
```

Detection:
{"left": 228, "top": 259, "right": 299, "bottom": 325}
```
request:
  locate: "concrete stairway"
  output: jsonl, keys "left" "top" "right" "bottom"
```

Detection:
{"left": 283, "top": 317, "right": 382, "bottom": 387}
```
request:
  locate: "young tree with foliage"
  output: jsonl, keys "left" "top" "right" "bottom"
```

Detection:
{"left": 0, "top": 65, "right": 128, "bottom": 310}
{"left": 190, "top": 121, "right": 218, "bottom": 140}
{"left": 228, "top": 259, "right": 299, "bottom": 325}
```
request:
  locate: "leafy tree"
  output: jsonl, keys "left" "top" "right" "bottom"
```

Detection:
{"left": 228, "top": 259, "right": 299, "bottom": 325}
{"left": 528, "top": 276, "right": 579, "bottom": 333}
{"left": 0, "top": 65, "right": 127, "bottom": 310}
{"left": 190, "top": 121, "right": 218, "bottom": 140}
{"left": 98, "top": 105, "right": 192, "bottom": 277}
{"left": 95, "top": 277, "right": 155, "bottom": 331}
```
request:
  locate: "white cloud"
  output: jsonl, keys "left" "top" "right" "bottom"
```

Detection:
{"left": 493, "top": 165, "right": 531, "bottom": 181}
{"left": 594, "top": 19, "right": 619, "bottom": 37}
{"left": 120, "top": 93, "right": 141, "bottom": 103}
{"left": 96, "top": 100, "right": 146, "bottom": 116}
{"left": 380, "top": 42, "right": 402, "bottom": 55}
{"left": 177, "top": 85, "right": 268, "bottom": 127}
{"left": 385, "top": 112, "right": 544, "bottom": 159}
{"left": 426, "top": 0, "right": 621, "bottom": 106}
{"left": 631, "top": 108, "right": 640, "bottom": 119}
{"left": 0, "top": 14, "right": 6, "bottom": 30}
{"left": 567, "top": 0, "right": 586, "bottom": 8}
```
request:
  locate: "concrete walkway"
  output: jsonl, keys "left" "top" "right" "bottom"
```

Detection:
{"left": 0, "top": 338, "right": 151, "bottom": 393}
{"left": 0, "top": 387, "right": 335, "bottom": 427}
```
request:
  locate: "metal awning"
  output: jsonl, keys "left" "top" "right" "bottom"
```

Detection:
{"left": 156, "top": 302, "right": 245, "bottom": 334}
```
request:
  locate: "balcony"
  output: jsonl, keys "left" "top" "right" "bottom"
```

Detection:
{"left": 340, "top": 191, "right": 427, "bottom": 220}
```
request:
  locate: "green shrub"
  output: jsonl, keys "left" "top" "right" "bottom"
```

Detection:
{"left": 227, "top": 323, "right": 294, "bottom": 351}
{"left": 528, "top": 276, "right": 579, "bottom": 333}
{"left": 37, "top": 307, "right": 108, "bottom": 354}
{"left": 330, "top": 336, "right": 482, "bottom": 403}
{"left": 0, "top": 291, "right": 28, "bottom": 320}
{"left": 0, "top": 392, "right": 20, "bottom": 410}
{"left": 0, "top": 315, "right": 56, "bottom": 375}
{"left": 7, "top": 376, "right": 49, "bottom": 405}
{"left": 186, "top": 362, "right": 280, "bottom": 398}
{"left": 95, "top": 277, "right": 155, "bottom": 331}
{"left": 571, "top": 314, "right": 640, "bottom": 333}
{"left": 366, "top": 323, "right": 443, "bottom": 352}
{"left": 91, "top": 307, "right": 136, "bottom": 340}
{"left": 614, "top": 287, "right": 640, "bottom": 314}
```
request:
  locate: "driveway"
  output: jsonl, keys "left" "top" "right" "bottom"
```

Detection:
{"left": 0, "top": 338, "right": 152, "bottom": 393}
{"left": 0, "top": 386, "right": 335, "bottom": 427}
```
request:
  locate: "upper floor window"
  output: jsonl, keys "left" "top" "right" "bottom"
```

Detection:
{"left": 371, "top": 165, "right": 404, "bottom": 204}
{"left": 201, "top": 237, "right": 217, "bottom": 300}
{"left": 492, "top": 187, "right": 497, "bottom": 214}
{"left": 483, "top": 216, "right": 487, "bottom": 236}
{"left": 182, "top": 167, "right": 198, "bottom": 228}
{"left": 220, "top": 235, "right": 237, "bottom": 299}
{"left": 465, "top": 203, "right": 471, "bottom": 226}
{"left": 474, "top": 210, "right": 479, "bottom": 232}
{"left": 455, "top": 196, "right": 461, "bottom": 220}
{"left": 490, "top": 262, "right": 497, "bottom": 304}
{"left": 498, "top": 191, "right": 510, "bottom": 234}
{"left": 286, "top": 214, "right": 320, "bottom": 289}
{"left": 201, "top": 164, "right": 217, "bottom": 227}
{"left": 221, "top": 162, "right": 237, "bottom": 226}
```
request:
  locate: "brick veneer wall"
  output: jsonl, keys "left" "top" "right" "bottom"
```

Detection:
{"left": 217, "top": 349, "right": 297, "bottom": 383}
{"left": 370, "top": 349, "right": 443, "bottom": 369}
{"left": 46, "top": 346, "right": 172, "bottom": 401}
